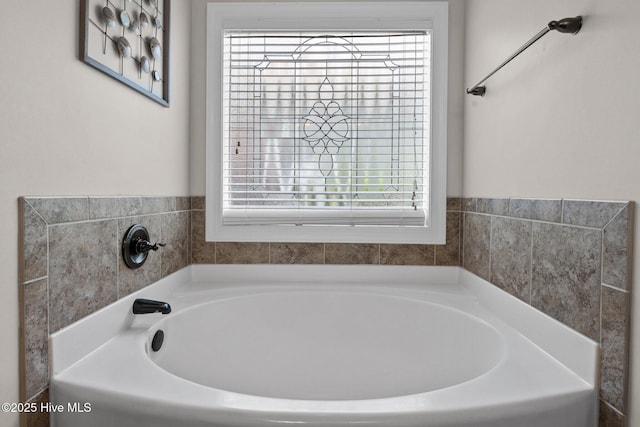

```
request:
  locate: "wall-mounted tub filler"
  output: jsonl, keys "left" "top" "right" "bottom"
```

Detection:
{"left": 132, "top": 298, "right": 171, "bottom": 315}
{"left": 121, "top": 224, "right": 165, "bottom": 269}
{"left": 49, "top": 265, "right": 599, "bottom": 427}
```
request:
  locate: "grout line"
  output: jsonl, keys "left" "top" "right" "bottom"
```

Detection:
{"left": 116, "top": 222, "right": 121, "bottom": 300}
{"left": 23, "top": 276, "right": 48, "bottom": 286}
{"left": 458, "top": 212, "right": 462, "bottom": 266}
{"left": 601, "top": 282, "right": 630, "bottom": 293}
{"left": 159, "top": 216, "right": 165, "bottom": 277}
{"left": 461, "top": 213, "right": 466, "bottom": 268}
{"left": 529, "top": 222, "right": 534, "bottom": 306}
{"left": 601, "top": 203, "right": 628, "bottom": 230}
{"left": 45, "top": 211, "right": 189, "bottom": 229}
{"left": 599, "top": 282, "right": 604, "bottom": 345}
{"left": 600, "top": 398, "right": 625, "bottom": 418}
{"left": 598, "top": 226, "right": 605, "bottom": 343}
{"left": 458, "top": 210, "right": 603, "bottom": 232}
{"left": 433, "top": 242, "right": 437, "bottom": 266}
{"left": 488, "top": 215, "right": 493, "bottom": 282}
{"left": 23, "top": 199, "right": 49, "bottom": 226}
{"left": 27, "top": 385, "right": 49, "bottom": 404}
{"left": 46, "top": 225, "right": 51, "bottom": 336}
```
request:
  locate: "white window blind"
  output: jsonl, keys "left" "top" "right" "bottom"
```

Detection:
{"left": 222, "top": 31, "right": 431, "bottom": 227}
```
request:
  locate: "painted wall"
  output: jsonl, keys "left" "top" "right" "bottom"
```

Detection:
{"left": 188, "top": 0, "right": 466, "bottom": 197}
{"left": 463, "top": 0, "right": 640, "bottom": 425}
{"left": 0, "top": 2, "right": 192, "bottom": 426}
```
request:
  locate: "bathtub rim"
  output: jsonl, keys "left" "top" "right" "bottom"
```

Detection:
{"left": 49, "top": 264, "right": 599, "bottom": 389}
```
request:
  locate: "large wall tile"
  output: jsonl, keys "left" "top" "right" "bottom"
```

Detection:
{"left": 23, "top": 279, "right": 48, "bottom": 400}
{"left": 531, "top": 222, "right": 601, "bottom": 340}
{"left": 216, "top": 242, "right": 269, "bottom": 264}
{"left": 509, "top": 198, "right": 561, "bottom": 222}
{"left": 476, "top": 198, "right": 509, "bottom": 216}
{"left": 25, "top": 388, "right": 49, "bottom": 427}
{"left": 21, "top": 200, "right": 48, "bottom": 282}
{"left": 325, "top": 243, "right": 379, "bottom": 264}
{"left": 490, "top": 217, "right": 532, "bottom": 303}
{"left": 191, "top": 210, "right": 216, "bottom": 264}
{"left": 446, "top": 197, "right": 462, "bottom": 211}
{"left": 462, "top": 213, "right": 491, "bottom": 280}
{"left": 271, "top": 243, "right": 324, "bottom": 264}
{"left": 380, "top": 244, "right": 434, "bottom": 265}
{"left": 25, "top": 197, "right": 89, "bottom": 224}
{"left": 89, "top": 197, "right": 142, "bottom": 220}
{"left": 461, "top": 197, "right": 477, "bottom": 212}
{"left": 436, "top": 211, "right": 461, "bottom": 266}
{"left": 601, "top": 287, "right": 630, "bottom": 413}
{"left": 48, "top": 220, "right": 118, "bottom": 332}
{"left": 562, "top": 200, "right": 627, "bottom": 228}
{"left": 603, "top": 205, "right": 633, "bottom": 290}
{"left": 161, "top": 212, "right": 191, "bottom": 276}
{"left": 600, "top": 400, "right": 625, "bottom": 427}
{"left": 142, "top": 196, "right": 176, "bottom": 215}
{"left": 191, "top": 196, "right": 205, "bottom": 210}
{"left": 176, "top": 196, "right": 191, "bottom": 211}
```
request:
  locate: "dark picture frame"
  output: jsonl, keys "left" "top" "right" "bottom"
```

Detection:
{"left": 80, "top": 0, "right": 170, "bottom": 107}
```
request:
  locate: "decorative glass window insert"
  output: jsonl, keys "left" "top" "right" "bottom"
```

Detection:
{"left": 206, "top": 2, "right": 448, "bottom": 243}
{"left": 223, "top": 31, "right": 429, "bottom": 226}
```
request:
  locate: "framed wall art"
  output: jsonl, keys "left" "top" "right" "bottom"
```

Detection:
{"left": 80, "top": 0, "right": 170, "bottom": 107}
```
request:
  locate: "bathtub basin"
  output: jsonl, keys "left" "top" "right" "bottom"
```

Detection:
{"left": 50, "top": 265, "right": 598, "bottom": 427}
{"left": 152, "top": 290, "right": 503, "bottom": 400}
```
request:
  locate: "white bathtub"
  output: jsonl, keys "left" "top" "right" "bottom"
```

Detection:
{"left": 50, "top": 265, "right": 598, "bottom": 427}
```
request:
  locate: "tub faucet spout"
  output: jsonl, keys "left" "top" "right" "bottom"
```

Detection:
{"left": 133, "top": 298, "right": 171, "bottom": 315}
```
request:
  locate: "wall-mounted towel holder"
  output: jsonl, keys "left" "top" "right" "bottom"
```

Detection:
{"left": 466, "top": 16, "right": 583, "bottom": 97}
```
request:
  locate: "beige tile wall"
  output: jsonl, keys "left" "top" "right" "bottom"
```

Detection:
{"left": 189, "top": 197, "right": 462, "bottom": 266}
{"left": 19, "top": 196, "right": 191, "bottom": 427}
{"left": 461, "top": 198, "right": 633, "bottom": 427}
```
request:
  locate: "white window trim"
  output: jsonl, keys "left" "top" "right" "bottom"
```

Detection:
{"left": 206, "top": 1, "right": 448, "bottom": 244}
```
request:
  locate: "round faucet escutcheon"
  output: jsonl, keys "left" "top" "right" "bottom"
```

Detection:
{"left": 122, "top": 224, "right": 165, "bottom": 269}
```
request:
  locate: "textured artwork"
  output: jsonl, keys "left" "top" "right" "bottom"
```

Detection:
{"left": 80, "top": 0, "right": 170, "bottom": 106}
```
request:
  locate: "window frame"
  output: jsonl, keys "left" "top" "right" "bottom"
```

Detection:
{"left": 206, "top": 1, "right": 448, "bottom": 244}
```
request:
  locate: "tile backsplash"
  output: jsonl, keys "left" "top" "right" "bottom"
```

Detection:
{"left": 19, "top": 196, "right": 191, "bottom": 426}
{"left": 19, "top": 196, "right": 633, "bottom": 427}
{"left": 461, "top": 198, "right": 633, "bottom": 427}
{"left": 189, "top": 197, "right": 462, "bottom": 266}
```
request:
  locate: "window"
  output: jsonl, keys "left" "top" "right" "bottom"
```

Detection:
{"left": 207, "top": 2, "right": 448, "bottom": 244}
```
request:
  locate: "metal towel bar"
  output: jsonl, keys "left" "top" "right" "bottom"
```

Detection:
{"left": 466, "top": 16, "right": 583, "bottom": 97}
